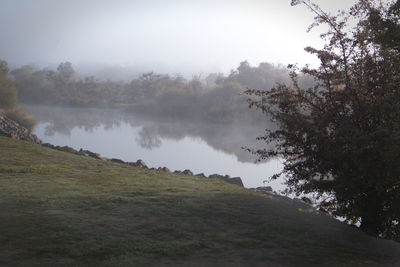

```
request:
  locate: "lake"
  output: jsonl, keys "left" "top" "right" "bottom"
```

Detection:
{"left": 26, "top": 105, "right": 284, "bottom": 190}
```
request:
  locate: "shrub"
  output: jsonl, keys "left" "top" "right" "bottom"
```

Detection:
{"left": 5, "top": 107, "right": 37, "bottom": 132}
{"left": 0, "top": 60, "right": 17, "bottom": 110}
{"left": 246, "top": 0, "right": 400, "bottom": 239}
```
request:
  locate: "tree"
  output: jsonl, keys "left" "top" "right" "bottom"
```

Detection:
{"left": 57, "top": 62, "right": 77, "bottom": 82}
{"left": 246, "top": 0, "right": 400, "bottom": 240}
{"left": 0, "top": 60, "right": 17, "bottom": 110}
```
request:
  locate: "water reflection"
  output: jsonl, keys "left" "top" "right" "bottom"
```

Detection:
{"left": 136, "top": 126, "right": 162, "bottom": 150}
{"left": 25, "top": 105, "right": 283, "bottom": 189}
{"left": 26, "top": 105, "right": 273, "bottom": 163}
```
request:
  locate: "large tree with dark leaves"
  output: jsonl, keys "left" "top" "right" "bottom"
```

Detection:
{"left": 246, "top": 0, "right": 400, "bottom": 240}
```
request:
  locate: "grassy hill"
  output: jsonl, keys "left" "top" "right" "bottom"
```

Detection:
{"left": 0, "top": 136, "right": 399, "bottom": 266}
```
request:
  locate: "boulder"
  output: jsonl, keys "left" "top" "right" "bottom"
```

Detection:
{"left": 224, "top": 177, "right": 244, "bottom": 187}
{"left": 182, "top": 169, "right": 194, "bottom": 176}
{"left": 111, "top": 158, "right": 125, "bottom": 164}
{"left": 256, "top": 186, "right": 273, "bottom": 193}
{"left": 57, "top": 146, "right": 78, "bottom": 154}
{"left": 78, "top": 148, "right": 88, "bottom": 156}
{"left": 158, "top": 167, "right": 171, "bottom": 173}
{"left": 78, "top": 149, "right": 102, "bottom": 159}
{"left": 134, "top": 159, "right": 148, "bottom": 168}
{"left": 195, "top": 173, "right": 206, "bottom": 177}
{"left": 42, "top": 143, "right": 55, "bottom": 149}
{"left": 208, "top": 174, "right": 224, "bottom": 179}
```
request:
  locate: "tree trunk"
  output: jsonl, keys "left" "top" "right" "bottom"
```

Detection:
{"left": 359, "top": 194, "right": 381, "bottom": 237}
{"left": 360, "top": 214, "right": 380, "bottom": 236}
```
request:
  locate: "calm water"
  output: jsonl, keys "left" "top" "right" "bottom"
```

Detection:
{"left": 26, "top": 105, "right": 284, "bottom": 190}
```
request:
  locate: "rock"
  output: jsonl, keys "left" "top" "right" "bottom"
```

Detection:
{"left": 225, "top": 177, "right": 244, "bottom": 187}
{"left": 195, "top": 173, "right": 206, "bottom": 177}
{"left": 42, "top": 143, "right": 55, "bottom": 148}
{"left": 174, "top": 170, "right": 182, "bottom": 174}
{"left": 57, "top": 146, "right": 78, "bottom": 154}
{"left": 207, "top": 173, "right": 243, "bottom": 187}
{"left": 78, "top": 149, "right": 102, "bottom": 159}
{"left": 158, "top": 167, "right": 171, "bottom": 173}
{"left": 111, "top": 158, "right": 125, "bottom": 164}
{"left": 182, "top": 169, "right": 194, "bottom": 176}
{"left": 208, "top": 174, "right": 224, "bottom": 179}
{"left": 128, "top": 160, "right": 149, "bottom": 169}
{"left": 0, "top": 115, "right": 42, "bottom": 144}
{"left": 89, "top": 153, "right": 102, "bottom": 160}
{"left": 256, "top": 186, "right": 273, "bottom": 193}
{"left": 134, "top": 159, "right": 147, "bottom": 168}
{"left": 78, "top": 148, "right": 87, "bottom": 156}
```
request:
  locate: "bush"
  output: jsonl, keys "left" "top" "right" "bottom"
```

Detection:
{"left": 0, "top": 60, "right": 17, "bottom": 109}
{"left": 5, "top": 107, "right": 37, "bottom": 132}
{"left": 247, "top": 0, "right": 400, "bottom": 239}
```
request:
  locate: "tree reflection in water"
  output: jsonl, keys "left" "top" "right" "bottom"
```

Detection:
{"left": 25, "top": 105, "right": 276, "bottom": 164}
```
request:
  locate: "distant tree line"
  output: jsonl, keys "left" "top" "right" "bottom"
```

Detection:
{"left": 9, "top": 61, "right": 314, "bottom": 123}
{"left": 10, "top": 62, "right": 125, "bottom": 107}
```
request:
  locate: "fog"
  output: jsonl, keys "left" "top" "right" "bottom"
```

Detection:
{"left": 24, "top": 105, "right": 269, "bottom": 164}
{"left": 1, "top": 0, "right": 356, "bottom": 76}
{"left": 2, "top": 0, "right": 360, "bottom": 187}
{"left": 25, "top": 105, "right": 285, "bottom": 189}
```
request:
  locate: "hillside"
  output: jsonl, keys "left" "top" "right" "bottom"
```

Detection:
{"left": 0, "top": 136, "right": 399, "bottom": 266}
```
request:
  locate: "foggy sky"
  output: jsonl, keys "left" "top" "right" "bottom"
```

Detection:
{"left": 1, "top": 0, "right": 357, "bottom": 75}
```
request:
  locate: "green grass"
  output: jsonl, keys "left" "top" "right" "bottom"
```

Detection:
{"left": 0, "top": 136, "right": 399, "bottom": 266}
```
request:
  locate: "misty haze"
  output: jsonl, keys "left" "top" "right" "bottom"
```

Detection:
{"left": 1, "top": 0, "right": 399, "bottom": 266}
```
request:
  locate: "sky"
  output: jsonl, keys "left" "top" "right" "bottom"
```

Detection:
{"left": 0, "top": 0, "right": 358, "bottom": 75}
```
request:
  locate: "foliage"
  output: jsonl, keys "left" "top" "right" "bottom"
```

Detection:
{"left": 10, "top": 63, "right": 125, "bottom": 107}
{"left": 0, "top": 60, "right": 17, "bottom": 110}
{"left": 10, "top": 61, "right": 300, "bottom": 123}
{"left": 4, "top": 107, "right": 37, "bottom": 131}
{"left": 246, "top": 0, "right": 400, "bottom": 240}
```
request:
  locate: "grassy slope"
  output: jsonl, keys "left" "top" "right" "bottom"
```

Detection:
{"left": 0, "top": 136, "right": 399, "bottom": 267}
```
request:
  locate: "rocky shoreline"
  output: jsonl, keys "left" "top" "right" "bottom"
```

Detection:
{"left": 0, "top": 115, "right": 42, "bottom": 144}
{"left": 41, "top": 142, "right": 246, "bottom": 187}
{"left": 0, "top": 114, "right": 314, "bottom": 206}
{"left": 39, "top": 143, "right": 315, "bottom": 206}
{"left": 0, "top": 114, "right": 245, "bottom": 187}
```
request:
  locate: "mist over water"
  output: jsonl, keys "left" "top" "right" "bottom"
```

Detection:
{"left": 3, "top": 0, "right": 358, "bottom": 193}
{"left": 26, "top": 105, "right": 285, "bottom": 190}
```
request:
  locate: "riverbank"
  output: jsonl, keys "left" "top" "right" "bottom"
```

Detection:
{"left": 23, "top": 104, "right": 282, "bottom": 188}
{"left": 0, "top": 114, "right": 41, "bottom": 144}
{"left": 1, "top": 136, "right": 399, "bottom": 266}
